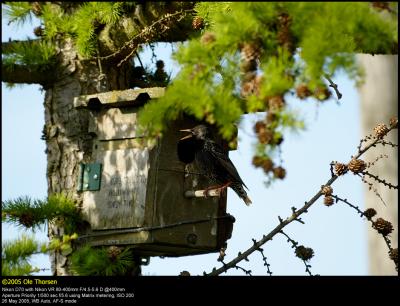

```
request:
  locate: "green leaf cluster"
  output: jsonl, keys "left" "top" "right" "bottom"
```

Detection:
{"left": 138, "top": 2, "right": 397, "bottom": 143}
{"left": 2, "top": 235, "right": 47, "bottom": 276}
{"left": 3, "top": 2, "right": 33, "bottom": 27}
{"left": 3, "top": 2, "right": 131, "bottom": 60}
{"left": 2, "top": 39, "right": 57, "bottom": 71}
{"left": 70, "top": 245, "right": 135, "bottom": 276}
{"left": 2, "top": 193, "right": 81, "bottom": 233}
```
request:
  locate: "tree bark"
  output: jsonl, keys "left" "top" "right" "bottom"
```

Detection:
{"left": 42, "top": 38, "right": 138, "bottom": 275}
{"left": 357, "top": 54, "right": 398, "bottom": 275}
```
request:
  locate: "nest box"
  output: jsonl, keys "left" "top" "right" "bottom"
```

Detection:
{"left": 73, "top": 87, "right": 236, "bottom": 257}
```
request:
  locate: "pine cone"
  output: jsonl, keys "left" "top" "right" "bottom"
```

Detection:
{"left": 20, "top": 213, "right": 35, "bottom": 228}
{"left": 262, "top": 158, "right": 274, "bottom": 174}
{"left": 374, "top": 123, "right": 389, "bottom": 139}
{"left": 296, "top": 84, "right": 312, "bottom": 99}
{"left": 252, "top": 156, "right": 265, "bottom": 168}
{"left": 179, "top": 271, "right": 191, "bottom": 276}
{"left": 348, "top": 159, "right": 366, "bottom": 174}
{"left": 192, "top": 16, "right": 204, "bottom": 30}
{"left": 321, "top": 185, "right": 333, "bottom": 196}
{"left": 254, "top": 121, "right": 267, "bottom": 134}
{"left": 266, "top": 112, "right": 278, "bottom": 124}
{"left": 241, "top": 81, "right": 256, "bottom": 97}
{"left": 273, "top": 166, "right": 286, "bottom": 179}
{"left": 314, "top": 86, "right": 331, "bottom": 101}
{"left": 295, "top": 245, "right": 314, "bottom": 261}
{"left": 389, "top": 116, "right": 398, "bottom": 129}
{"left": 240, "top": 59, "right": 258, "bottom": 73}
{"left": 372, "top": 218, "right": 394, "bottom": 236}
{"left": 363, "top": 208, "right": 377, "bottom": 220}
{"left": 334, "top": 162, "right": 348, "bottom": 176}
{"left": 31, "top": 2, "right": 43, "bottom": 16}
{"left": 268, "top": 95, "right": 285, "bottom": 111}
{"left": 258, "top": 129, "right": 274, "bottom": 144}
{"left": 34, "top": 26, "right": 44, "bottom": 37}
{"left": 242, "top": 71, "right": 257, "bottom": 82}
{"left": 156, "top": 60, "right": 165, "bottom": 69}
{"left": 201, "top": 32, "right": 216, "bottom": 45}
{"left": 107, "top": 246, "right": 122, "bottom": 261}
{"left": 241, "top": 42, "right": 261, "bottom": 62}
{"left": 324, "top": 195, "right": 334, "bottom": 206}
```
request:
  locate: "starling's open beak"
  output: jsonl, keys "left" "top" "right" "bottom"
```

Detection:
{"left": 179, "top": 129, "right": 193, "bottom": 140}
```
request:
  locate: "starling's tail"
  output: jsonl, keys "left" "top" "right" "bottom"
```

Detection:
{"left": 231, "top": 182, "right": 252, "bottom": 206}
{"left": 243, "top": 195, "right": 252, "bottom": 206}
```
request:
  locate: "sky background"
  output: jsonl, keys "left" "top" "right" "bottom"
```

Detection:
{"left": 2, "top": 11, "right": 371, "bottom": 276}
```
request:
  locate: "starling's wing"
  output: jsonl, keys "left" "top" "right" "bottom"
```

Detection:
{"left": 205, "top": 140, "right": 248, "bottom": 189}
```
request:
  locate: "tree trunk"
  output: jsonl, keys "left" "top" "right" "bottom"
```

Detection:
{"left": 357, "top": 54, "right": 398, "bottom": 275}
{"left": 44, "top": 39, "right": 140, "bottom": 275}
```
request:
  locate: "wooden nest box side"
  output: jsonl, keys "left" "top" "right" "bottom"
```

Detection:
{"left": 73, "top": 87, "right": 236, "bottom": 257}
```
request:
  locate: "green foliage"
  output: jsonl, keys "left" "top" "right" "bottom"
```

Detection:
{"left": 40, "top": 4, "right": 75, "bottom": 40}
{"left": 138, "top": 2, "right": 397, "bottom": 144}
{"left": 2, "top": 194, "right": 81, "bottom": 233}
{"left": 2, "top": 39, "right": 57, "bottom": 71}
{"left": 3, "top": 2, "right": 33, "bottom": 27}
{"left": 2, "top": 234, "right": 46, "bottom": 276}
{"left": 194, "top": 2, "right": 232, "bottom": 30}
{"left": 70, "top": 246, "right": 135, "bottom": 276}
{"left": 47, "top": 233, "right": 78, "bottom": 257}
{"left": 72, "top": 2, "right": 125, "bottom": 57}
{"left": 3, "top": 2, "right": 130, "bottom": 58}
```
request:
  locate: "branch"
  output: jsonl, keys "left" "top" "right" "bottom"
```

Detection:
{"left": 1, "top": 63, "right": 54, "bottom": 86}
{"left": 88, "top": 8, "right": 194, "bottom": 67}
{"left": 361, "top": 171, "right": 398, "bottom": 190}
{"left": 332, "top": 195, "right": 364, "bottom": 217}
{"left": 252, "top": 239, "right": 273, "bottom": 275}
{"left": 335, "top": 194, "right": 397, "bottom": 271}
{"left": 324, "top": 74, "right": 342, "bottom": 100}
{"left": 377, "top": 139, "right": 398, "bottom": 148}
{"left": 205, "top": 119, "right": 396, "bottom": 276}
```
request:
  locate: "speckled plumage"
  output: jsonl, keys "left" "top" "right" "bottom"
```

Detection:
{"left": 181, "top": 125, "right": 252, "bottom": 206}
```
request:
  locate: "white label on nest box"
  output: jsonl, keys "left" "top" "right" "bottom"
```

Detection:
{"left": 82, "top": 148, "right": 149, "bottom": 230}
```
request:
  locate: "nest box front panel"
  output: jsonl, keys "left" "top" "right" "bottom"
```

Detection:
{"left": 81, "top": 106, "right": 149, "bottom": 230}
{"left": 150, "top": 119, "right": 227, "bottom": 250}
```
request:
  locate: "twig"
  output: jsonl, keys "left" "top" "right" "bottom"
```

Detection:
{"left": 252, "top": 239, "right": 273, "bottom": 275}
{"left": 361, "top": 171, "right": 398, "bottom": 190}
{"left": 332, "top": 195, "right": 364, "bottom": 217}
{"left": 333, "top": 194, "right": 396, "bottom": 271}
{"left": 357, "top": 174, "right": 387, "bottom": 206}
{"left": 367, "top": 154, "right": 388, "bottom": 168}
{"left": 234, "top": 264, "right": 252, "bottom": 276}
{"left": 357, "top": 134, "right": 373, "bottom": 154}
{"left": 82, "top": 9, "right": 193, "bottom": 66}
{"left": 280, "top": 231, "right": 314, "bottom": 276}
{"left": 324, "top": 74, "right": 342, "bottom": 100}
{"left": 378, "top": 139, "right": 398, "bottom": 148}
{"left": 135, "top": 50, "right": 145, "bottom": 70}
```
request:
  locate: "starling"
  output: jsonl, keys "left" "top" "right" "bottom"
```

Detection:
{"left": 180, "top": 125, "right": 252, "bottom": 206}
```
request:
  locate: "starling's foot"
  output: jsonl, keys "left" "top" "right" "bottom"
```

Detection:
{"left": 218, "top": 181, "right": 231, "bottom": 195}
{"left": 203, "top": 181, "right": 231, "bottom": 197}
